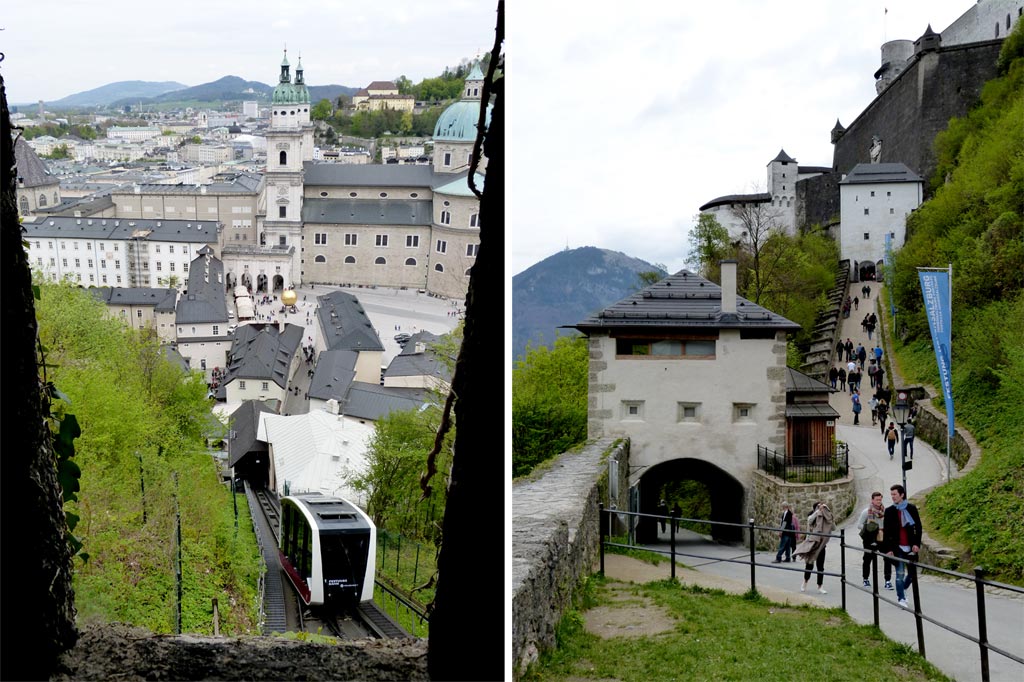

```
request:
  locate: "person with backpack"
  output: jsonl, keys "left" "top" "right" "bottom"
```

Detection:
{"left": 851, "top": 389, "right": 862, "bottom": 425}
{"left": 856, "top": 492, "right": 892, "bottom": 589}
{"left": 884, "top": 421, "right": 900, "bottom": 459}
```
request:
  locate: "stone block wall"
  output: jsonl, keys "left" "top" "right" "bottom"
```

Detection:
{"left": 911, "top": 399, "right": 973, "bottom": 470}
{"left": 512, "top": 438, "right": 628, "bottom": 680}
{"left": 750, "top": 469, "right": 857, "bottom": 550}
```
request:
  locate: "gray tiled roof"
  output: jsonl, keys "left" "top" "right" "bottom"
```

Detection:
{"left": 574, "top": 270, "right": 801, "bottom": 332}
{"left": 798, "top": 166, "right": 832, "bottom": 175}
{"left": 386, "top": 332, "right": 453, "bottom": 382}
{"left": 302, "top": 198, "right": 433, "bottom": 226}
{"left": 227, "top": 400, "right": 273, "bottom": 467}
{"left": 14, "top": 136, "right": 58, "bottom": 188}
{"left": 840, "top": 163, "right": 923, "bottom": 185}
{"left": 308, "top": 350, "right": 358, "bottom": 401}
{"left": 772, "top": 149, "right": 797, "bottom": 163}
{"left": 161, "top": 344, "right": 190, "bottom": 373}
{"left": 786, "top": 404, "right": 841, "bottom": 418}
{"left": 303, "top": 162, "right": 441, "bottom": 189}
{"left": 785, "top": 367, "right": 835, "bottom": 393}
{"left": 21, "top": 216, "right": 218, "bottom": 244}
{"left": 343, "top": 382, "right": 430, "bottom": 421}
{"left": 698, "top": 193, "right": 772, "bottom": 211}
{"left": 315, "top": 291, "right": 385, "bottom": 352}
{"left": 176, "top": 253, "right": 228, "bottom": 324}
{"left": 90, "top": 286, "right": 178, "bottom": 311}
{"left": 110, "top": 172, "right": 262, "bottom": 195}
{"left": 224, "top": 323, "right": 304, "bottom": 388}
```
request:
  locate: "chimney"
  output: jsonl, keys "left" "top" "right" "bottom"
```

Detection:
{"left": 720, "top": 260, "right": 737, "bottom": 314}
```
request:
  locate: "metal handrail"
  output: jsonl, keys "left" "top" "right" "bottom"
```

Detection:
{"left": 599, "top": 504, "right": 1024, "bottom": 682}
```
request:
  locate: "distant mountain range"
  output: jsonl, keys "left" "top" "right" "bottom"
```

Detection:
{"left": 512, "top": 247, "right": 668, "bottom": 362}
{"left": 30, "top": 77, "right": 359, "bottom": 110}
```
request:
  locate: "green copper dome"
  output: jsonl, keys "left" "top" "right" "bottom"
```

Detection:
{"left": 272, "top": 51, "right": 310, "bottom": 105}
{"left": 433, "top": 101, "right": 492, "bottom": 142}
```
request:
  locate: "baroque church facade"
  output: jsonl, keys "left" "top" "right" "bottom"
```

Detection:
{"left": 221, "top": 52, "right": 489, "bottom": 300}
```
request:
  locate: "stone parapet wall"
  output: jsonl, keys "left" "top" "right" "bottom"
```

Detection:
{"left": 751, "top": 470, "right": 857, "bottom": 550}
{"left": 512, "top": 438, "right": 628, "bottom": 680}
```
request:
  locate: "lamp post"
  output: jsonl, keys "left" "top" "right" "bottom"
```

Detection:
{"left": 892, "top": 390, "right": 911, "bottom": 494}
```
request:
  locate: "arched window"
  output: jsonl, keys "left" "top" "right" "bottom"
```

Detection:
{"left": 440, "top": 210, "right": 451, "bottom": 225}
{"left": 39, "top": 194, "right": 47, "bottom": 207}
{"left": 464, "top": 267, "right": 472, "bottom": 276}
{"left": 374, "top": 257, "right": 386, "bottom": 265}
{"left": 279, "top": 150, "right": 287, "bottom": 165}
{"left": 405, "top": 257, "right": 417, "bottom": 266}
{"left": 344, "top": 256, "right": 356, "bottom": 264}
{"left": 53, "top": 192, "right": 59, "bottom": 204}
{"left": 19, "top": 196, "right": 29, "bottom": 213}
{"left": 434, "top": 263, "right": 444, "bottom": 273}
{"left": 314, "top": 255, "right": 326, "bottom": 263}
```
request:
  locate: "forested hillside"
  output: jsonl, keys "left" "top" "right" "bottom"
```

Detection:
{"left": 35, "top": 282, "right": 262, "bottom": 632}
{"left": 890, "top": 23, "right": 1024, "bottom": 583}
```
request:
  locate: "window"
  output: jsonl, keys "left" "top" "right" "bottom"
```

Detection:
{"left": 74, "top": 258, "right": 80, "bottom": 267}
{"left": 379, "top": 192, "right": 388, "bottom": 198}
{"left": 279, "top": 206, "right": 286, "bottom": 218}
{"left": 345, "top": 233, "right": 357, "bottom": 246}
{"left": 279, "top": 235, "right": 287, "bottom": 246}
{"left": 314, "top": 255, "right": 326, "bottom": 263}
{"left": 733, "top": 403, "right": 755, "bottom": 422}
{"left": 320, "top": 191, "right": 328, "bottom": 197}
{"left": 48, "top": 241, "right": 53, "bottom": 249}
{"left": 279, "top": 150, "right": 287, "bottom": 165}
{"left": 262, "top": 382, "right": 269, "bottom": 391}
{"left": 75, "top": 274, "right": 81, "bottom": 282}
{"left": 440, "top": 210, "right": 451, "bottom": 225}
{"left": 434, "top": 263, "right": 444, "bottom": 273}
{"left": 87, "top": 259, "right": 93, "bottom": 268}
{"left": 73, "top": 242, "right": 79, "bottom": 250}
{"left": 101, "top": 260, "right": 106, "bottom": 269}
{"left": 314, "top": 233, "right": 328, "bottom": 245}
{"left": 39, "top": 194, "right": 47, "bottom": 207}
{"left": 143, "top": 262, "right": 149, "bottom": 270}
{"left": 61, "top": 241, "right": 66, "bottom": 249}
{"left": 137, "top": 310, "right": 143, "bottom": 318}
{"left": 170, "top": 262, "right": 175, "bottom": 272}
{"left": 200, "top": 359, "right": 207, "bottom": 370}
{"left": 349, "top": 192, "right": 357, "bottom": 197}
{"left": 116, "top": 275, "right": 122, "bottom": 284}
{"left": 102, "top": 275, "right": 107, "bottom": 284}
{"left": 49, "top": 258, "right": 55, "bottom": 266}
{"left": 36, "top": 257, "right": 43, "bottom": 266}
{"left": 344, "top": 255, "right": 356, "bottom": 264}
{"left": 115, "top": 260, "right": 120, "bottom": 268}
{"left": 677, "top": 403, "right": 701, "bottom": 423}
{"left": 466, "top": 244, "right": 479, "bottom": 257}
{"left": 436, "top": 239, "right": 447, "bottom": 254}
{"left": 156, "top": 262, "right": 162, "bottom": 271}
{"left": 375, "top": 257, "right": 386, "bottom": 265}
{"left": 405, "top": 257, "right": 417, "bottom": 266}
{"left": 213, "top": 325, "right": 219, "bottom": 335}
{"left": 870, "top": 191, "right": 875, "bottom": 197}
{"left": 19, "top": 197, "right": 28, "bottom": 213}
{"left": 470, "top": 213, "right": 480, "bottom": 227}
{"left": 443, "top": 152, "right": 452, "bottom": 166}
{"left": 375, "top": 234, "right": 389, "bottom": 247}
{"left": 889, "top": 208, "right": 895, "bottom": 215}
{"left": 863, "top": 208, "right": 869, "bottom": 215}
{"left": 239, "top": 380, "right": 246, "bottom": 390}
{"left": 886, "top": 191, "right": 891, "bottom": 197}
{"left": 155, "top": 245, "right": 161, "bottom": 253}
{"left": 62, "top": 258, "right": 68, "bottom": 267}
{"left": 114, "top": 244, "right": 119, "bottom": 251}
{"left": 621, "top": 401, "right": 644, "bottom": 420}
{"left": 615, "top": 338, "right": 716, "bottom": 358}
{"left": 864, "top": 233, "right": 870, "bottom": 240}
{"left": 410, "top": 192, "right": 418, "bottom": 198}
{"left": 183, "top": 262, "right": 188, "bottom": 272}
{"left": 406, "top": 235, "right": 419, "bottom": 247}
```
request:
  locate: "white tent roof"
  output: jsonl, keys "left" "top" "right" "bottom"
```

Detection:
{"left": 257, "top": 408, "right": 375, "bottom": 508}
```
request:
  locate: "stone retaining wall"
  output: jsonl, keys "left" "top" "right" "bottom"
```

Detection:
{"left": 511, "top": 438, "right": 628, "bottom": 681}
{"left": 750, "top": 470, "right": 857, "bottom": 550}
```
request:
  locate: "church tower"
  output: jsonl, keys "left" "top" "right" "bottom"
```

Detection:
{"left": 432, "top": 62, "right": 490, "bottom": 174}
{"left": 262, "top": 49, "right": 311, "bottom": 286}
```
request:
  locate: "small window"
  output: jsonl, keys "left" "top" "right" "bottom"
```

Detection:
{"left": 314, "top": 233, "right": 327, "bottom": 245}
{"left": 349, "top": 192, "right": 357, "bottom": 197}
{"left": 864, "top": 233, "right": 870, "bottom": 240}
{"left": 436, "top": 239, "right": 447, "bottom": 254}
{"left": 279, "top": 150, "right": 287, "bottom": 165}
{"left": 374, "top": 257, "right": 386, "bottom": 265}
{"left": 375, "top": 234, "right": 389, "bottom": 247}
{"left": 434, "top": 263, "right": 444, "bottom": 273}
{"left": 470, "top": 213, "right": 480, "bottom": 228}
{"left": 440, "top": 210, "right": 451, "bottom": 225}
{"left": 201, "top": 359, "right": 207, "bottom": 370}
{"left": 379, "top": 192, "right": 388, "bottom": 198}
{"left": 621, "top": 401, "right": 644, "bottom": 420}
{"left": 410, "top": 192, "right": 418, "bottom": 198}
{"left": 262, "top": 382, "right": 269, "bottom": 391}
{"left": 344, "top": 255, "right": 356, "bottom": 264}
{"left": 886, "top": 191, "right": 891, "bottom": 197}
{"left": 405, "top": 257, "right": 417, "bottom": 266}
{"left": 320, "top": 191, "right": 328, "bottom": 197}
{"left": 279, "top": 206, "right": 286, "bottom": 218}
{"left": 678, "top": 403, "right": 701, "bottom": 423}
{"left": 406, "top": 235, "right": 419, "bottom": 247}
{"left": 314, "top": 255, "right": 326, "bottom": 263}
{"left": 870, "top": 191, "right": 875, "bottom": 197}
{"left": 345, "top": 233, "right": 357, "bottom": 246}
{"left": 889, "top": 208, "right": 895, "bottom": 215}
{"left": 213, "top": 325, "right": 219, "bottom": 335}
{"left": 239, "top": 380, "right": 246, "bottom": 390}
{"left": 443, "top": 152, "right": 452, "bottom": 166}
{"left": 733, "top": 403, "right": 755, "bottom": 422}
{"left": 864, "top": 208, "right": 869, "bottom": 215}
{"left": 466, "top": 244, "right": 478, "bottom": 257}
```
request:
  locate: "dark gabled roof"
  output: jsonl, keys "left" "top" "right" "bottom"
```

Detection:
{"left": 840, "top": 163, "right": 923, "bottom": 185}
{"left": 831, "top": 119, "right": 846, "bottom": 133}
{"left": 308, "top": 350, "right": 359, "bottom": 402}
{"left": 176, "top": 253, "right": 228, "bottom": 323}
{"left": 90, "top": 286, "right": 178, "bottom": 311}
{"left": 315, "top": 291, "right": 385, "bottom": 353}
{"left": 303, "top": 162, "right": 440, "bottom": 189}
{"left": 227, "top": 400, "right": 274, "bottom": 467}
{"left": 574, "top": 270, "right": 801, "bottom": 332}
{"left": 48, "top": 195, "right": 116, "bottom": 217}
{"left": 302, "top": 198, "right": 433, "bottom": 226}
{"left": 224, "top": 323, "right": 304, "bottom": 388}
{"left": 698, "top": 193, "right": 771, "bottom": 211}
{"left": 343, "top": 382, "right": 430, "bottom": 421}
{"left": 22, "top": 215, "right": 219, "bottom": 244}
{"left": 798, "top": 166, "right": 832, "bottom": 175}
{"left": 366, "top": 80, "right": 398, "bottom": 90}
{"left": 772, "top": 149, "right": 797, "bottom": 163}
{"left": 14, "top": 137, "right": 58, "bottom": 188}
{"left": 786, "top": 366, "right": 835, "bottom": 393}
{"left": 386, "top": 332, "right": 452, "bottom": 381}
{"left": 161, "top": 344, "right": 190, "bottom": 373}
{"left": 786, "top": 404, "right": 841, "bottom": 418}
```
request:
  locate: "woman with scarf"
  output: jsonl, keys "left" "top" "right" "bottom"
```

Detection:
{"left": 856, "top": 492, "right": 892, "bottom": 588}
{"left": 883, "top": 484, "right": 922, "bottom": 608}
{"left": 793, "top": 501, "right": 834, "bottom": 594}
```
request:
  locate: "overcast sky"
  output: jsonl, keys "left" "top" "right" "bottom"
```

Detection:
{"left": 1, "top": 1, "right": 498, "bottom": 103}
{"left": 506, "top": 0, "right": 976, "bottom": 276}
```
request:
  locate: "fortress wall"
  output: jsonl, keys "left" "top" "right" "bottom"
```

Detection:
{"left": 832, "top": 41, "right": 1004, "bottom": 187}
{"left": 796, "top": 170, "right": 842, "bottom": 230}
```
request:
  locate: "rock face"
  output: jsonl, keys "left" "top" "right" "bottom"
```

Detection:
{"left": 53, "top": 623, "right": 429, "bottom": 681}
{"left": 512, "top": 246, "right": 666, "bottom": 362}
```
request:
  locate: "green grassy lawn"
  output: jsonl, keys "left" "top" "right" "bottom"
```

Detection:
{"left": 527, "top": 576, "right": 950, "bottom": 682}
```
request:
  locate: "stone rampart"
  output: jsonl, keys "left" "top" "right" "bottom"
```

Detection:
{"left": 751, "top": 469, "right": 857, "bottom": 550}
{"left": 512, "top": 438, "right": 629, "bottom": 680}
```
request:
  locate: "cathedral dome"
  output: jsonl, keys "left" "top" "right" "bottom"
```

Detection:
{"left": 433, "top": 100, "right": 492, "bottom": 142}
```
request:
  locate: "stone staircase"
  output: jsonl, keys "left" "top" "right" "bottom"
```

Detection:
{"left": 799, "top": 259, "right": 849, "bottom": 382}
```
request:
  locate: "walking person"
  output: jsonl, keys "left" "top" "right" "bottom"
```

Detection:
{"left": 829, "top": 365, "right": 838, "bottom": 389}
{"left": 869, "top": 394, "right": 879, "bottom": 426}
{"left": 857, "top": 492, "right": 892, "bottom": 588}
{"left": 903, "top": 422, "right": 916, "bottom": 459}
{"left": 876, "top": 397, "right": 889, "bottom": 431}
{"left": 884, "top": 484, "right": 922, "bottom": 608}
{"left": 794, "top": 501, "right": 834, "bottom": 594}
{"left": 837, "top": 367, "right": 847, "bottom": 392}
{"left": 851, "top": 389, "right": 862, "bottom": 425}
{"left": 772, "top": 502, "right": 796, "bottom": 563}
{"left": 844, "top": 338, "right": 854, "bottom": 363}
{"left": 854, "top": 296, "right": 859, "bottom": 311}
{"left": 884, "top": 421, "right": 900, "bottom": 459}
{"left": 857, "top": 344, "right": 868, "bottom": 369}
{"left": 656, "top": 499, "right": 669, "bottom": 534}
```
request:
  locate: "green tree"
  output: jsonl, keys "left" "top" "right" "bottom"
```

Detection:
{"left": 512, "top": 335, "right": 589, "bottom": 477}
{"left": 46, "top": 144, "right": 71, "bottom": 159}
{"left": 311, "top": 98, "right": 333, "bottom": 121}
{"left": 686, "top": 213, "right": 732, "bottom": 280}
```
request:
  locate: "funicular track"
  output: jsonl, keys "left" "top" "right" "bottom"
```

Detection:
{"left": 244, "top": 484, "right": 412, "bottom": 639}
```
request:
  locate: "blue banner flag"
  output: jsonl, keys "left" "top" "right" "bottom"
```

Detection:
{"left": 919, "top": 271, "right": 954, "bottom": 438}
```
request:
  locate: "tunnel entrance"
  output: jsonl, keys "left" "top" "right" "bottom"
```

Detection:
{"left": 636, "top": 458, "right": 746, "bottom": 544}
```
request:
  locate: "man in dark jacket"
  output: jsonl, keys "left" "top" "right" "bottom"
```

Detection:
{"left": 772, "top": 502, "right": 796, "bottom": 563}
{"left": 884, "top": 484, "right": 922, "bottom": 608}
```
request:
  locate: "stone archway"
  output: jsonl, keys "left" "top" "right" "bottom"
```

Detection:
{"left": 636, "top": 458, "right": 746, "bottom": 544}
{"left": 858, "top": 261, "right": 876, "bottom": 283}
{"left": 256, "top": 273, "right": 268, "bottom": 293}
{"left": 241, "top": 272, "right": 252, "bottom": 290}
{"left": 273, "top": 275, "right": 284, "bottom": 292}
